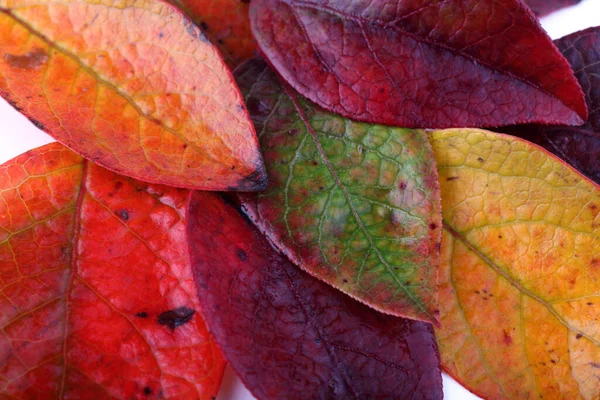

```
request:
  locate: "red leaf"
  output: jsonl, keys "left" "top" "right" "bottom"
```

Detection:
{"left": 524, "top": 0, "right": 582, "bottom": 16}
{"left": 0, "top": 143, "right": 225, "bottom": 398}
{"left": 0, "top": 0, "right": 265, "bottom": 191}
{"left": 503, "top": 27, "right": 600, "bottom": 184}
{"left": 249, "top": 0, "right": 587, "bottom": 128}
{"left": 187, "top": 191, "right": 443, "bottom": 400}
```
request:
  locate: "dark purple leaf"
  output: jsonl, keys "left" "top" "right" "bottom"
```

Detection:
{"left": 187, "top": 192, "right": 443, "bottom": 400}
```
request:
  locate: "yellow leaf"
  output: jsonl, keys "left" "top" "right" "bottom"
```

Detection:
{"left": 432, "top": 128, "right": 600, "bottom": 400}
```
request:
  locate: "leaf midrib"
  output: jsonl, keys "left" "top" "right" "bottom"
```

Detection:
{"left": 283, "top": 85, "right": 435, "bottom": 323}
{"left": 443, "top": 222, "right": 600, "bottom": 347}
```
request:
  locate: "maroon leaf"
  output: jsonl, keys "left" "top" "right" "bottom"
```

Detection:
{"left": 503, "top": 27, "right": 600, "bottom": 184}
{"left": 249, "top": 0, "right": 587, "bottom": 128}
{"left": 524, "top": 0, "right": 582, "bottom": 16}
{"left": 187, "top": 192, "right": 443, "bottom": 400}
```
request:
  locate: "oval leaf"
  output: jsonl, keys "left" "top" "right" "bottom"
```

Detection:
{"left": 432, "top": 129, "right": 600, "bottom": 399}
{"left": 236, "top": 59, "right": 441, "bottom": 324}
{"left": 169, "top": 0, "right": 256, "bottom": 68}
{"left": 505, "top": 27, "right": 600, "bottom": 184}
{"left": 0, "top": 143, "right": 225, "bottom": 398}
{"left": 0, "top": 0, "right": 265, "bottom": 191}
{"left": 249, "top": 0, "right": 587, "bottom": 129}
{"left": 187, "top": 191, "right": 444, "bottom": 400}
{"left": 524, "top": 0, "right": 582, "bottom": 16}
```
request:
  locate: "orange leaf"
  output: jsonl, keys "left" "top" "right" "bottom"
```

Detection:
{"left": 432, "top": 129, "right": 600, "bottom": 399}
{"left": 170, "top": 0, "right": 256, "bottom": 68}
{"left": 0, "top": 143, "right": 225, "bottom": 398}
{"left": 0, "top": 0, "right": 265, "bottom": 191}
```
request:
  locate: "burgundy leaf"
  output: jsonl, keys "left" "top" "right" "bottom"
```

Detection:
{"left": 187, "top": 192, "right": 443, "bottom": 400}
{"left": 524, "top": 0, "right": 582, "bottom": 16}
{"left": 249, "top": 0, "right": 587, "bottom": 128}
{"left": 503, "top": 27, "right": 600, "bottom": 184}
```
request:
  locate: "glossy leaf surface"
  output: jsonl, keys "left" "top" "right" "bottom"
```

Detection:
{"left": 432, "top": 129, "right": 600, "bottom": 399}
{"left": 187, "top": 191, "right": 443, "bottom": 400}
{"left": 169, "top": 0, "right": 256, "bottom": 68}
{"left": 0, "top": 143, "right": 225, "bottom": 398}
{"left": 249, "top": 0, "right": 587, "bottom": 129}
{"left": 524, "top": 0, "right": 582, "bottom": 16}
{"left": 505, "top": 27, "right": 600, "bottom": 185}
{"left": 236, "top": 59, "right": 441, "bottom": 324}
{"left": 0, "top": 0, "right": 265, "bottom": 191}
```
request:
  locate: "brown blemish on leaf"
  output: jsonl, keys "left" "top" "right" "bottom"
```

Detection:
{"left": 4, "top": 49, "right": 48, "bottom": 70}
{"left": 118, "top": 210, "right": 129, "bottom": 221}
{"left": 157, "top": 307, "right": 195, "bottom": 330}
{"left": 502, "top": 329, "right": 513, "bottom": 346}
{"left": 446, "top": 176, "right": 459, "bottom": 181}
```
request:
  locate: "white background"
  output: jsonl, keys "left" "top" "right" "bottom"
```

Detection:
{"left": 0, "top": 1, "right": 598, "bottom": 398}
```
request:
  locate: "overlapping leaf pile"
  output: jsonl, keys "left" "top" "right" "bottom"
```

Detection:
{"left": 1, "top": 0, "right": 599, "bottom": 399}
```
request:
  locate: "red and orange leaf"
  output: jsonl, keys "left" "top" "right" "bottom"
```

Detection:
{"left": 504, "top": 27, "right": 600, "bottom": 185}
{"left": 0, "top": 143, "right": 225, "bottom": 399}
{"left": 236, "top": 59, "right": 441, "bottom": 324}
{"left": 432, "top": 129, "right": 600, "bottom": 399}
{"left": 187, "top": 191, "right": 443, "bottom": 400}
{"left": 249, "top": 0, "right": 587, "bottom": 129}
{"left": 524, "top": 0, "right": 582, "bottom": 16}
{"left": 0, "top": 0, "right": 265, "bottom": 191}
{"left": 169, "top": 0, "right": 256, "bottom": 68}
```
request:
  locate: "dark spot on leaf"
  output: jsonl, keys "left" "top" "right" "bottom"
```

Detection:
{"left": 399, "top": 182, "right": 407, "bottom": 190}
{"left": 474, "top": 290, "right": 480, "bottom": 294}
{"left": 315, "top": 338, "right": 321, "bottom": 344}
{"left": 119, "top": 210, "right": 129, "bottom": 221}
{"left": 135, "top": 312, "right": 148, "bottom": 318}
{"left": 217, "top": 39, "right": 224, "bottom": 44}
{"left": 591, "top": 362, "right": 600, "bottom": 368}
{"left": 588, "top": 302, "right": 593, "bottom": 306}
{"left": 237, "top": 249, "right": 248, "bottom": 261}
{"left": 4, "top": 49, "right": 48, "bottom": 70}
{"left": 446, "top": 176, "right": 459, "bottom": 181}
{"left": 498, "top": 235, "right": 503, "bottom": 239}
{"left": 477, "top": 157, "right": 484, "bottom": 163}
{"left": 158, "top": 307, "right": 195, "bottom": 331}
{"left": 551, "top": 359, "right": 557, "bottom": 364}
{"left": 199, "top": 21, "right": 209, "bottom": 31}
{"left": 158, "top": 32, "right": 164, "bottom": 38}
{"left": 342, "top": 278, "right": 348, "bottom": 283}
{"left": 576, "top": 333, "right": 583, "bottom": 339}
{"left": 429, "top": 223, "right": 437, "bottom": 230}
{"left": 143, "top": 387, "right": 152, "bottom": 395}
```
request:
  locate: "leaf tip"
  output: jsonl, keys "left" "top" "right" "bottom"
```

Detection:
{"left": 228, "top": 164, "right": 268, "bottom": 191}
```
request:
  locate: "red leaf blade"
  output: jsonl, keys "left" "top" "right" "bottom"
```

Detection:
{"left": 0, "top": 143, "right": 225, "bottom": 398}
{"left": 187, "top": 191, "right": 443, "bottom": 400}
{"left": 250, "top": 0, "right": 587, "bottom": 128}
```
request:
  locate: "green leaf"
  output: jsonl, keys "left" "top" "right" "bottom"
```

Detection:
{"left": 236, "top": 59, "right": 442, "bottom": 324}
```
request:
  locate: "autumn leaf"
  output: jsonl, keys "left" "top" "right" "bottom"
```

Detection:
{"left": 249, "top": 0, "right": 587, "bottom": 129}
{"left": 524, "top": 0, "right": 582, "bottom": 16}
{"left": 0, "top": 143, "right": 225, "bottom": 398}
{"left": 0, "top": 0, "right": 265, "bottom": 191}
{"left": 169, "top": 0, "right": 256, "bottom": 68}
{"left": 236, "top": 59, "right": 441, "bottom": 324}
{"left": 504, "top": 27, "right": 600, "bottom": 185}
{"left": 187, "top": 191, "right": 444, "bottom": 400}
{"left": 432, "top": 128, "right": 600, "bottom": 399}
